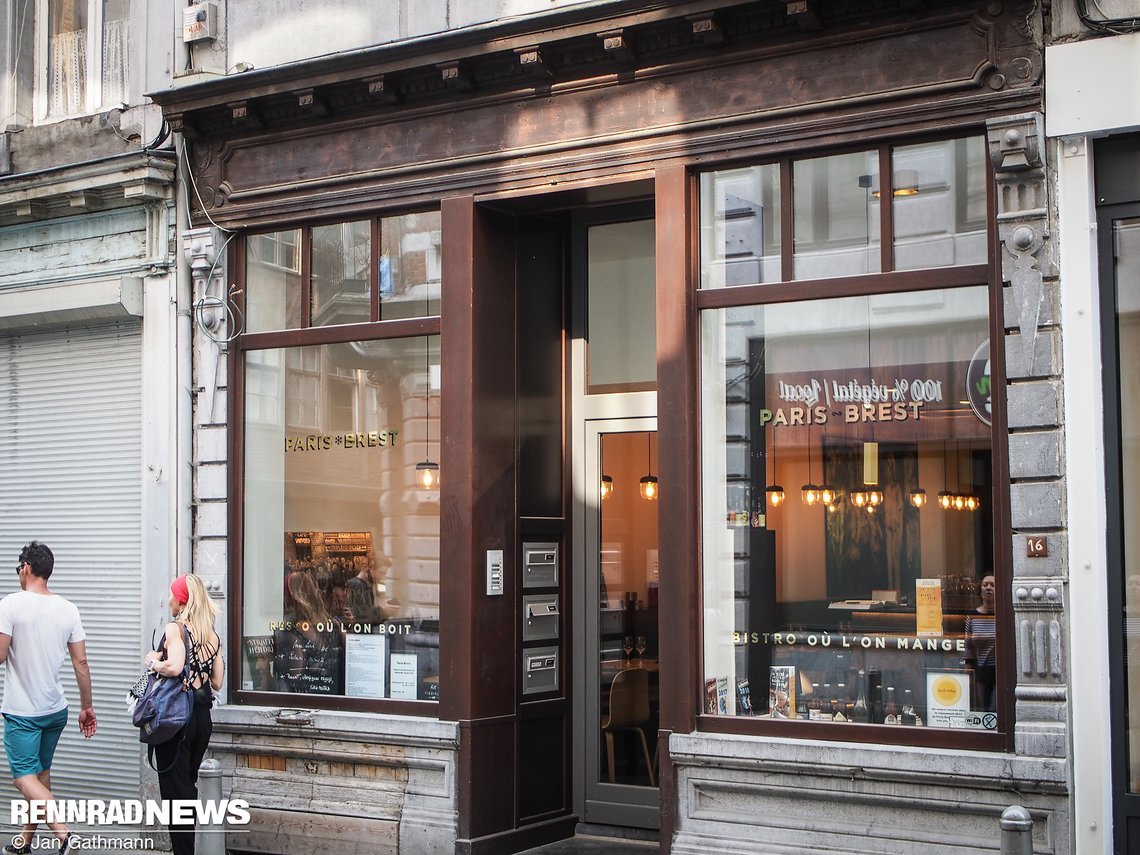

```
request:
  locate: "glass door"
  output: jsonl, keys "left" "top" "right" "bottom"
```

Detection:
{"left": 1107, "top": 210, "right": 1140, "bottom": 851}
{"left": 580, "top": 419, "right": 660, "bottom": 828}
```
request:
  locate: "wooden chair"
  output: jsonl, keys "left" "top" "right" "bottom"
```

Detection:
{"left": 601, "top": 667, "right": 655, "bottom": 787}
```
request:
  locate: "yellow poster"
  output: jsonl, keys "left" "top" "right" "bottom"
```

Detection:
{"left": 915, "top": 578, "right": 943, "bottom": 637}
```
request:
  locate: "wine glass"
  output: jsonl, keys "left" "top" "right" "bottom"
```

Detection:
{"left": 635, "top": 635, "right": 648, "bottom": 661}
{"left": 622, "top": 636, "right": 634, "bottom": 662}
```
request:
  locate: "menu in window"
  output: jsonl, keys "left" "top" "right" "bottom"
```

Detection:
{"left": 389, "top": 653, "right": 418, "bottom": 700}
{"left": 345, "top": 633, "right": 387, "bottom": 698}
{"left": 915, "top": 578, "right": 943, "bottom": 637}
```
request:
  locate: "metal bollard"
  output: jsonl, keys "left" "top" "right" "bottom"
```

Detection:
{"left": 1000, "top": 805, "right": 1034, "bottom": 855}
{"left": 196, "top": 759, "right": 225, "bottom": 855}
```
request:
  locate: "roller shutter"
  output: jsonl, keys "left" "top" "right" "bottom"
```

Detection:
{"left": 0, "top": 320, "right": 143, "bottom": 800}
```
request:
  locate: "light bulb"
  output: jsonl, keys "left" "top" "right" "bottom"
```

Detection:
{"left": 801, "top": 484, "right": 820, "bottom": 506}
{"left": 938, "top": 490, "right": 953, "bottom": 510}
{"left": 639, "top": 475, "right": 658, "bottom": 501}
{"left": 766, "top": 485, "right": 785, "bottom": 508}
{"left": 600, "top": 475, "right": 614, "bottom": 500}
{"left": 416, "top": 461, "right": 439, "bottom": 489}
{"left": 909, "top": 488, "right": 927, "bottom": 508}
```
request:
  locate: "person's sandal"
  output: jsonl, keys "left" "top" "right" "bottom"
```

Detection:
{"left": 2, "top": 838, "right": 30, "bottom": 855}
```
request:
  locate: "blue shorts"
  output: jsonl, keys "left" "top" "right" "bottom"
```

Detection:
{"left": 3, "top": 709, "right": 68, "bottom": 779}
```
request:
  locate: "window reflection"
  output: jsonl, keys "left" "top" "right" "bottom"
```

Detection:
{"left": 701, "top": 287, "right": 998, "bottom": 728}
{"left": 893, "top": 138, "right": 988, "bottom": 271}
{"left": 242, "top": 337, "right": 440, "bottom": 701}
{"left": 793, "top": 151, "right": 881, "bottom": 279}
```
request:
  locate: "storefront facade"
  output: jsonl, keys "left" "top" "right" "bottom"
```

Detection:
{"left": 153, "top": 0, "right": 1073, "bottom": 851}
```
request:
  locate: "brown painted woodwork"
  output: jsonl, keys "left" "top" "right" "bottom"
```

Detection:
{"left": 440, "top": 196, "right": 520, "bottom": 841}
{"left": 655, "top": 165, "right": 699, "bottom": 738}
{"left": 655, "top": 164, "right": 697, "bottom": 852}
{"left": 154, "top": 1, "right": 1040, "bottom": 230}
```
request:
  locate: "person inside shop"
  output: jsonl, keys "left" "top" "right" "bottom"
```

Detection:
{"left": 964, "top": 573, "right": 997, "bottom": 712}
{"left": 274, "top": 571, "right": 342, "bottom": 695}
{"left": 346, "top": 553, "right": 401, "bottom": 624}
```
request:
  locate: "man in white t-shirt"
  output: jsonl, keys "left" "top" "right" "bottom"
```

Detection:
{"left": 0, "top": 541, "right": 97, "bottom": 855}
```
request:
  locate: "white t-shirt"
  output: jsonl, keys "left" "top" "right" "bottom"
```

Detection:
{"left": 0, "top": 590, "right": 86, "bottom": 717}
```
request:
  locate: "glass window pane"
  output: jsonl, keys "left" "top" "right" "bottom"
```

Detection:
{"left": 1113, "top": 217, "right": 1140, "bottom": 790}
{"left": 893, "top": 137, "right": 988, "bottom": 271}
{"left": 101, "top": 0, "right": 129, "bottom": 106}
{"left": 379, "top": 212, "right": 442, "bottom": 320}
{"left": 793, "top": 151, "right": 880, "bottom": 280}
{"left": 241, "top": 336, "right": 440, "bottom": 701}
{"left": 245, "top": 230, "right": 302, "bottom": 333}
{"left": 48, "top": 0, "right": 87, "bottom": 116}
{"left": 311, "top": 220, "right": 371, "bottom": 327}
{"left": 587, "top": 219, "right": 656, "bottom": 393}
{"left": 700, "top": 287, "right": 998, "bottom": 730}
{"left": 700, "top": 165, "right": 782, "bottom": 288}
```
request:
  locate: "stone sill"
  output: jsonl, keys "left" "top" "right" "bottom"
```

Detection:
{"left": 213, "top": 704, "right": 459, "bottom": 748}
{"left": 670, "top": 731, "right": 1068, "bottom": 793}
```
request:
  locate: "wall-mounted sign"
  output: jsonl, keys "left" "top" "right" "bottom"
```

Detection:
{"left": 965, "top": 340, "right": 992, "bottom": 426}
{"left": 1026, "top": 536, "right": 1049, "bottom": 558}
{"left": 285, "top": 429, "right": 399, "bottom": 452}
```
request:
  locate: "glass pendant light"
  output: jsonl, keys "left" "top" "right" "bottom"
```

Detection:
{"left": 639, "top": 432, "right": 658, "bottom": 501}
{"left": 909, "top": 487, "right": 928, "bottom": 508}
{"left": 937, "top": 440, "right": 953, "bottom": 510}
{"left": 801, "top": 429, "right": 820, "bottom": 506}
{"left": 416, "top": 335, "right": 439, "bottom": 489}
{"left": 600, "top": 475, "right": 614, "bottom": 500}
{"left": 766, "top": 430, "right": 785, "bottom": 508}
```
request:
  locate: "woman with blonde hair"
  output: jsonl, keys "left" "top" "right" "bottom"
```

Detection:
{"left": 143, "top": 574, "right": 224, "bottom": 855}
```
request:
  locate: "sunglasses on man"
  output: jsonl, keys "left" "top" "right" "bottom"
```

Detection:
{"left": 15, "top": 560, "right": 25, "bottom": 578}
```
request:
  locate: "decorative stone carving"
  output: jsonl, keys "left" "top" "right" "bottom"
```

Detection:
{"left": 988, "top": 113, "right": 1052, "bottom": 372}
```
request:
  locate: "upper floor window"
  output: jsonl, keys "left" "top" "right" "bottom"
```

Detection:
{"left": 40, "top": 0, "right": 128, "bottom": 119}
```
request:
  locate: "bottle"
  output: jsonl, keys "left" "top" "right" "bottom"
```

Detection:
{"left": 834, "top": 683, "right": 848, "bottom": 722}
{"left": 796, "top": 696, "right": 809, "bottom": 720}
{"left": 852, "top": 670, "right": 869, "bottom": 723}
{"left": 808, "top": 683, "right": 823, "bottom": 721}
{"left": 823, "top": 683, "right": 835, "bottom": 721}
{"left": 902, "top": 689, "right": 916, "bottom": 726}
{"left": 867, "top": 668, "right": 883, "bottom": 724}
{"left": 872, "top": 686, "right": 885, "bottom": 725}
{"left": 884, "top": 687, "right": 899, "bottom": 725}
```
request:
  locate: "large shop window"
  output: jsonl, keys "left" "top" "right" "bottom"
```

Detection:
{"left": 698, "top": 137, "right": 1005, "bottom": 740}
{"left": 238, "top": 212, "right": 441, "bottom": 706}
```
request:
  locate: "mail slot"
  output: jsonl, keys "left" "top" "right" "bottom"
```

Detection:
{"left": 522, "top": 595, "right": 560, "bottom": 641}
{"left": 523, "top": 646, "right": 559, "bottom": 695}
{"left": 522, "top": 542, "right": 559, "bottom": 588}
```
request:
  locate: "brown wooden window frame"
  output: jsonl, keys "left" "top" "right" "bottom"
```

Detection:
{"left": 692, "top": 133, "right": 1015, "bottom": 752}
{"left": 227, "top": 209, "right": 443, "bottom": 715}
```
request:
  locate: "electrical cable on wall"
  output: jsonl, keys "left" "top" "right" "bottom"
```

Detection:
{"left": 1075, "top": 0, "right": 1140, "bottom": 34}
{"left": 175, "top": 133, "right": 245, "bottom": 343}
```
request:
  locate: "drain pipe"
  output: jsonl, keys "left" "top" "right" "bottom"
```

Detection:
{"left": 174, "top": 145, "right": 194, "bottom": 584}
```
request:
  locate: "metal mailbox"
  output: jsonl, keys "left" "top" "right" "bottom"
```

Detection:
{"left": 522, "top": 542, "right": 559, "bottom": 588}
{"left": 522, "top": 646, "right": 559, "bottom": 695}
{"left": 522, "top": 595, "right": 560, "bottom": 641}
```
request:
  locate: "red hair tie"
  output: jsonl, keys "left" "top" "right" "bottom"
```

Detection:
{"left": 170, "top": 575, "right": 190, "bottom": 606}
